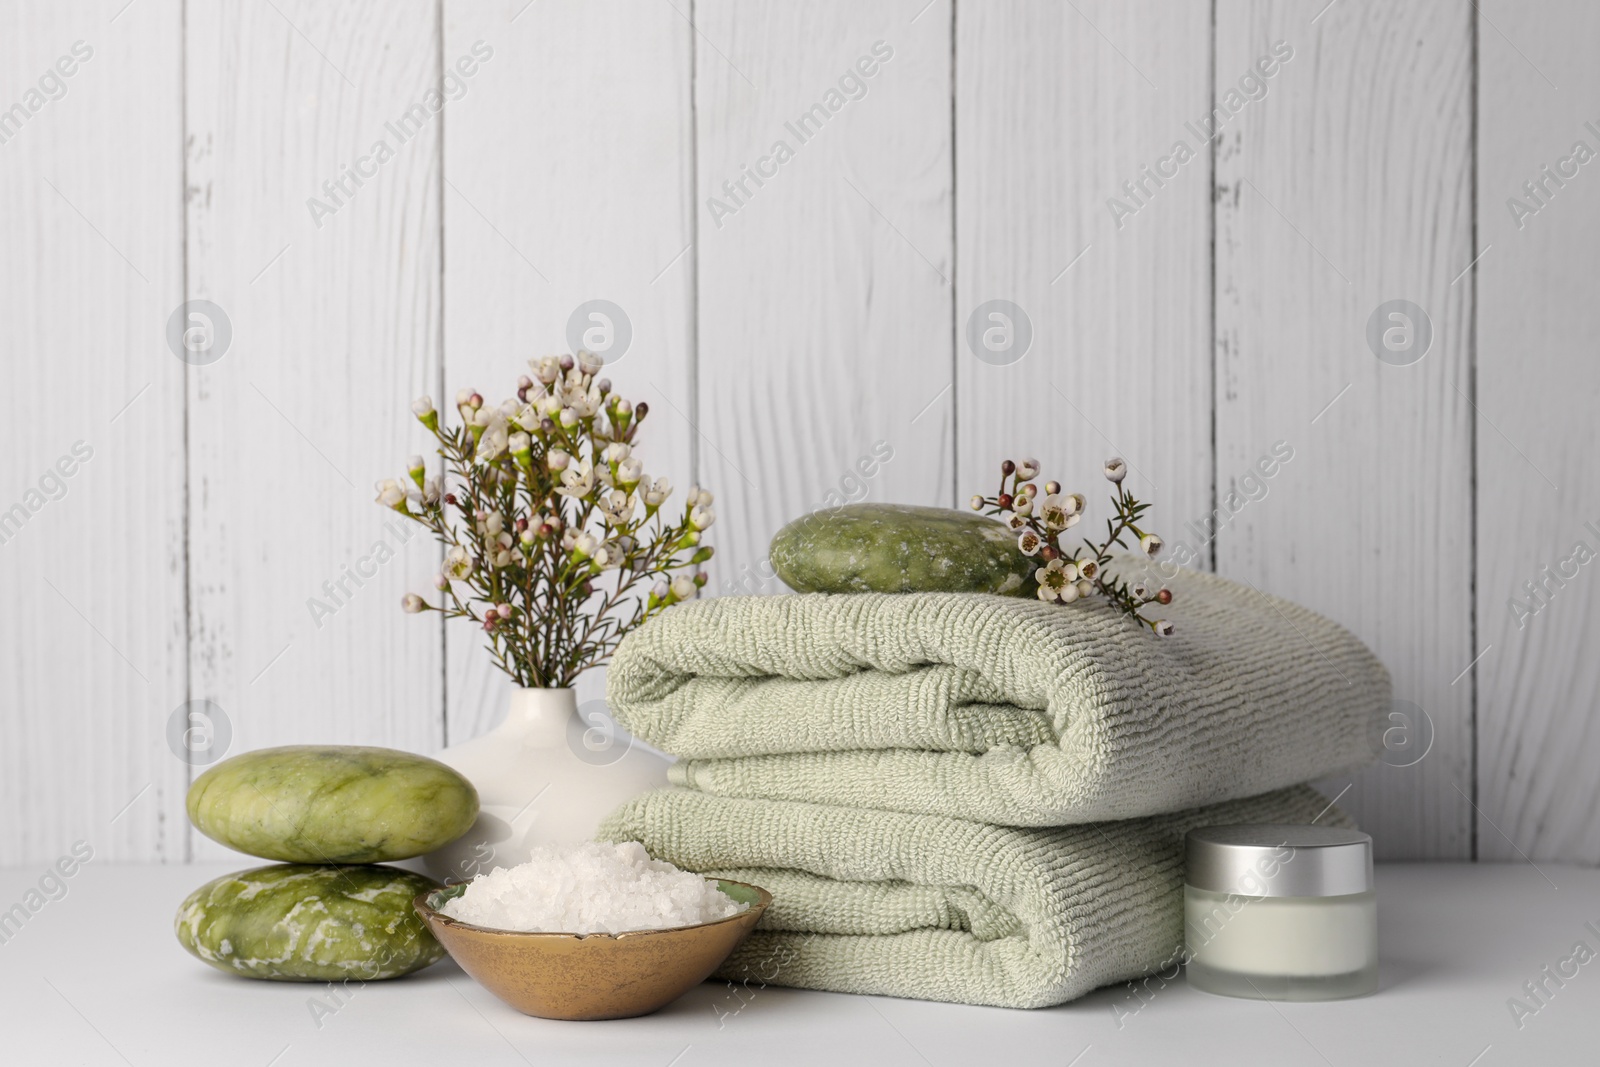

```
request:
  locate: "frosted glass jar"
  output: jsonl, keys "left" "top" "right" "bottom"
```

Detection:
{"left": 1184, "top": 825, "right": 1377, "bottom": 1001}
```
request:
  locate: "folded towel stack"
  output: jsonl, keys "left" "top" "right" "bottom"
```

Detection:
{"left": 598, "top": 565, "right": 1389, "bottom": 1008}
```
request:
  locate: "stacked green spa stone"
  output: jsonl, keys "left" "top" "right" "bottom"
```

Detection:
{"left": 769, "top": 503, "right": 1037, "bottom": 595}
{"left": 175, "top": 746, "right": 479, "bottom": 981}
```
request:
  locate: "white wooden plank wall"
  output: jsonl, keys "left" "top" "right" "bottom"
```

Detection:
{"left": 1476, "top": 1, "right": 1600, "bottom": 862}
{"left": 2, "top": 0, "right": 1596, "bottom": 867}
{"left": 183, "top": 0, "right": 446, "bottom": 862}
{"left": 1214, "top": 0, "right": 1476, "bottom": 859}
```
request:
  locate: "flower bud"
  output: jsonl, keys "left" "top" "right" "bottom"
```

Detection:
{"left": 1104, "top": 457, "right": 1127, "bottom": 483}
{"left": 401, "top": 593, "right": 425, "bottom": 614}
{"left": 1156, "top": 588, "right": 1173, "bottom": 605}
{"left": 1140, "top": 533, "right": 1163, "bottom": 557}
{"left": 1076, "top": 579, "right": 1093, "bottom": 598}
{"left": 1001, "top": 459, "right": 1015, "bottom": 476}
{"left": 969, "top": 495, "right": 984, "bottom": 511}
{"left": 1044, "top": 480, "right": 1061, "bottom": 495}
{"left": 433, "top": 573, "right": 449, "bottom": 590}
{"left": 1154, "top": 620, "right": 1175, "bottom": 637}
{"left": 548, "top": 449, "right": 570, "bottom": 471}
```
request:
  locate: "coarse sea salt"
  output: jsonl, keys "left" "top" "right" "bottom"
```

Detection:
{"left": 439, "top": 840, "right": 747, "bottom": 935}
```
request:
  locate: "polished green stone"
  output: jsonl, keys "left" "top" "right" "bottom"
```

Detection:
{"left": 187, "top": 745, "right": 479, "bottom": 863}
{"left": 175, "top": 863, "right": 445, "bottom": 981}
{"left": 770, "top": 503, "right": 1036, "bottom": 595}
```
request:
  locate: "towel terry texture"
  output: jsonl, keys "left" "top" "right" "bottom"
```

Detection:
{"left": 600, "top": 784, "right": 1351, "bottom": 1009}
{"left": 606, "top": 566, "right": 1389, "bottom": 825}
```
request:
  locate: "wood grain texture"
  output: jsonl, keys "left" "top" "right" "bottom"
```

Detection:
{"left": 440, "top": 0, "right": 696, "bottom": 734}
{"left": 955, "top": 0, "right": 1214, "bottom": 570}
{"left": 1475, "top": 0, "right": 1600, "bottom": 862}
{"left": 0, "top": 0, "right": 187, "bottom": 863}
{"left": 694, "top": 0, "right": 953, "bottom": 600}
{"left": 184, "top": 0, "right": 444, "bottom": 860}
{"left": 1214, "top": 0, "right": 1475, "bottom": 858}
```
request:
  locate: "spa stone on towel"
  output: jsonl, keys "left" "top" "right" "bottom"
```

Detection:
{"left": 769, "top": 503, "right": 1036, "bottom": 595}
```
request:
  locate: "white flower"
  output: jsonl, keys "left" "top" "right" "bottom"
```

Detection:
{"left": 547, "top": 449, "right": 570, "bottom": 472}
{"left": 600, "top": 489, "right": 635, "bottom": 527}
{"left": 401, "top": 593, "right": 425, "bottom": 614}
{"left": 508, "top": 431, "right": 531, "bottom": 457}
{"left": 481, "top": 511, "right": 504, "bottom": 536}
{"left": 1076, "top": 579, "right": 1093, "bottom": 598}
{"left": 1104, "top": 457, "right": 1127, "bottom": 483}
{"left": 688, "top": 486, "right": 714, "bottom": 507}
{"left": 576, "top": 351, "right": 605, "bottom": 376}
{"left": 651, "top": 580, "right": 669, "bottom": 602}
{"left": 969, "top": 495, "right": 984, "bottom": 511}
{"left": 643, "top": 478, "right": 672, "bottom": 508}
{"left": 420, "top": 476, "right": 443, "bottom": 506}
{"left": 406, "top": 453, "right": 424, "bottom": 473}
{"left": 443, "top": 545, "right": 473, "bottom": 580}
{"left": 1011, "top": 496, "right": 1034, "bottom": 517}
{"left": 572, "top": 532, "right": 600, "bottom": 560}
{"left": 1017, "top": 530, "right": 1042, "bottom": 556}
{"left": 1076, "top": 558, "right": 1099, "bottom": 580}
{"left": 1036, "top": 494, "right": 1072, "bottom": 530}
{"left": 374, "top": 478, "right": 407, "bottom": 510}
{"left": 477, "top": 422, "right": 509, "bottom": 463}
{"left": 616, "top": 457, "right": 644, "bottom": 488}
{"left": 690, "top": 504, "right": 716, "bottom": 531}
{"left": 558, "top": 407, "right": 579, "bottom": 428}
{"left": 603, "top": 442, "right": 632, "bottom": 464}
{"left": 531, "top": 356, "right": 561, "bottom": 384}
{"left": 1006, "top": 512, "right": 1028, "bottom": 531}
{"left": 411, "top": 396, "right": 434, "bottom": 418}
{"left": 1154, "top": 620, "right": 1175, "bottom": 637}
{"left": 1140, "top": 533, "right": 1163, "bottom": 557}
{"left": 1017, "top": 458, "right": 1040, "bottom": 480}
{"left": 455, "top": 387, "right": 477, "bottom": 409}
{"left": 558, "top": 460, "right": 596, "bottom": 498}
{"left": 1036, "top": 559, "right": 1073, "bottom": 600}
{"left": 670, "top": 575, "right": 696, "bottom": 601}
{"left": 1067, "top": 493, "right": 1086, "bottom": 515}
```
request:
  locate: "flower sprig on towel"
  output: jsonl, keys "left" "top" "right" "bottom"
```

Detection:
{"left": 969, "top": 457, "right": 1174, "bottom": 636}
{"left": 378, "top": 353, "right": 714, "bottom": 687}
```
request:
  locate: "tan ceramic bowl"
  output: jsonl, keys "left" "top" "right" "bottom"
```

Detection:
{"left": 414, "top": 879, "right": 770, "bottom": 1020}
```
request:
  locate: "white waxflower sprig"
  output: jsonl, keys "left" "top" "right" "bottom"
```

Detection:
{"left": 969, "top": 456, "right": 1174, "bottom": 636}
{"left": 376, "top": 353, "right": 714, "bottom": 688}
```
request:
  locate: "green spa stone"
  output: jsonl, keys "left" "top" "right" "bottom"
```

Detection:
{"left": 187, "top": 745, "right": 479, "bottom": 864}
{"left": 175, "top": 863, "right": 445, "bottom": 981}
{"left": 770, "top": 503, "right": 1036, "bottom": 595}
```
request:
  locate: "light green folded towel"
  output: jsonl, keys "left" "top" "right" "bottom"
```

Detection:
{"left": 600, "top": 784, "right": 1350, "bottom": 1009}
{"left": 607, "top": 566, "right": 1388, "bottom": 825}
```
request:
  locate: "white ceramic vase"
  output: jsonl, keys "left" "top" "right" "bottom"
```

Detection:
{"left": 423, "top": 687, "right": 670, "bottom": 883}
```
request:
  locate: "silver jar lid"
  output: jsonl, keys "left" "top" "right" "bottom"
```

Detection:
{"left": 1185, "top": 824, "right": 1373, "bottom": 898}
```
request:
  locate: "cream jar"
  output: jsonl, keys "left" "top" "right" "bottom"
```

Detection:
{"left": 1184, "top": 824, "right": 1377, "bottom": 1001}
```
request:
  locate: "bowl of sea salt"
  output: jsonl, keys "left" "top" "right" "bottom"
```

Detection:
{"left": 413, "top": 840, "right": 771, "bottom": 1020}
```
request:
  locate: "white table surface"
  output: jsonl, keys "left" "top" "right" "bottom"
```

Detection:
{"left": 1, "top": 861, "right": 1593, "bottom": 1065}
